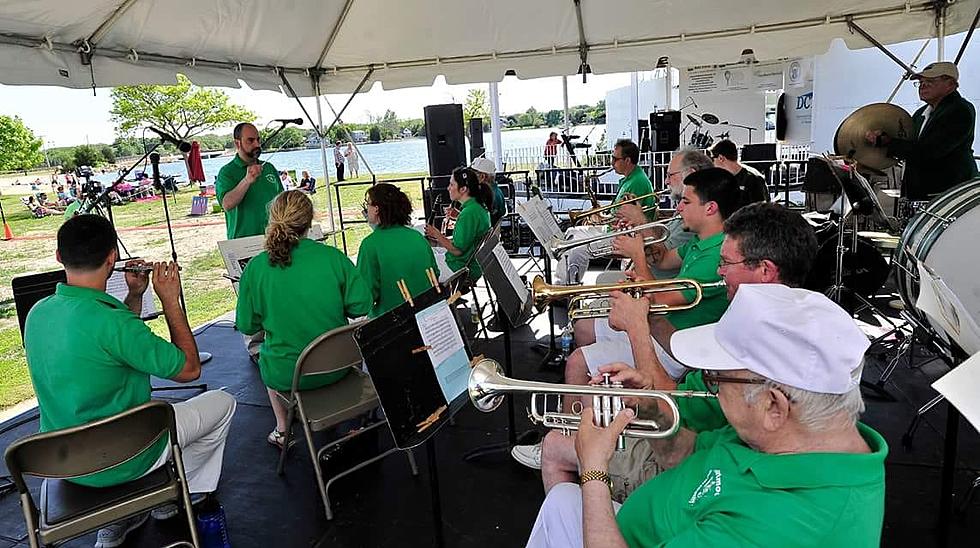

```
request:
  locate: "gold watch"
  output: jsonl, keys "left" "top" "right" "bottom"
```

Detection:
{"left": 579, "top": 469, "right": 612, "bottom": 490}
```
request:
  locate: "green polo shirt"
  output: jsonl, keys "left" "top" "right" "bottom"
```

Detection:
{"left": 490, "top": 184, "right": 506, "bottom": 224}
{"left": 236, "top": 239, "right": 372, "bottom": 391}
{"left": 215, "top": 155, "right": 283, "bottom": 240}
{"left": 446, "top": 198, "right": 490, "bottom": 279}
{"left": 617, "top": 423, "right": 887, "bottom": 547}
{"left": 357, "top": 225, "right": 440, "bottom": 318}
{"left": 614, "top": 166, "right": 656, "bottom": 219}
{"left": 675, "top": 370, "right": 726, "bottom": 433}
{"left": 24, "top": 284, "right": 185, "bottom": 487}
{"left": 669, "top": 232, "right": 727, "bottom": 330}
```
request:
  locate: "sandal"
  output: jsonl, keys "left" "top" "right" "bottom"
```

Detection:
{"left": 267, "top": 429, "right": 296, "bottom": 450}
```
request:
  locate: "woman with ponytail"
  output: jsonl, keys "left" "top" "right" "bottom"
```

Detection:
{"left": 424, "top": 166, "right": 491, "bottom": 280}
{"left": 357, "top": 183, "right": 440, "bottom": 317}
{"left": 236, "top": 190, "right": 372, "bottom": 449}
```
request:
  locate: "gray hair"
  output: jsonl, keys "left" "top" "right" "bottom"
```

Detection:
{"left": 742, "top": 369, "right": 866, "bottom": 431}
{"left": 674, "top": 147, "right": 714, "bottom": 173}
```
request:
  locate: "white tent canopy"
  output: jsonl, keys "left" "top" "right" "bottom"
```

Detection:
{"left": 0, "top": 0, "right": 977, "bottom": 96}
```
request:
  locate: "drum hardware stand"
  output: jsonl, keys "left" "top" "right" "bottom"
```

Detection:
{"left": 533, "top": 251, "right": 566, "bottom": 370}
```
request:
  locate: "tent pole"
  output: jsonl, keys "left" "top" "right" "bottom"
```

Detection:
{"left": 323, "top": 96, "right": 375, "bottom": 179}
{"left": 629, "top": 72, "right": 639, "bottom": 141}
{"left": 885, "top": 39, "right": 929, "bottom": 103}
{"left": 954, "top": 5, "right": 980, "bottom": 64}
{"left": 846, "top": 18, "right": 916, "bottom": 77}
{"left": 489, "top": 81, "right": 503, "bottom": 171}
{"left": 562, "top": 76, "right": 570, "bottom": 131}
{"left": 312, "top": 75, "right": 338, "bottom": 246}
{"left": 937, "top": 3, "right": 947, "bottom": 61}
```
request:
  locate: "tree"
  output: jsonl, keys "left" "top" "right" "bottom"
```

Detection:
{"left": 73, "top": 145, "right": 103, "bottom": 168}
{"left": 368, "top": 125, "right": 382, "bottom": 143}
{"left": 544, "top": 109, "right": 563, "bottom": 127}
{"left": 110, "top": 74, "right": 255, "bottom": 142}
{"left": 378, "top": 109, "right": 399, "bottom": 140}
{"left": 100, "top": 145, "right": 116, "bottom": 164}
{"left": 0, "top": 115, "right": 44, "bottom": 171}
{"left": 260, "top": 126, "right": 307, "bottom": 150}
{"left": 463, "top": 89, "right": 489, "bottom": 127}
{"left": 519, "top": 107, "right": 544, "bottom": 128}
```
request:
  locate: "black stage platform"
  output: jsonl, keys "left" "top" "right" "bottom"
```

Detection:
{"left": 1, "top": 292, "right": 979, "bottom": 547}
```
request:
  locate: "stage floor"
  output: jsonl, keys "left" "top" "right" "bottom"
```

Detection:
{"left": 1, "top": 274, "right": 979, "bottom": 547}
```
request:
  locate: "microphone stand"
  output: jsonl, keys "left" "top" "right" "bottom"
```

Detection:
{"left": 719, "top": 121, "right": 756, "bottom": 143}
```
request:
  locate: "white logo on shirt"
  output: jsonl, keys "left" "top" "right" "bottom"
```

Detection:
{"left": 688, "top": 469, "right": 722, "bottom": 505}
{"left": 265, "top": 173, "right": 277, "bottom": 184}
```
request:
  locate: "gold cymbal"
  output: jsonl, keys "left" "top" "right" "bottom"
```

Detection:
{"left": 834, "top": 103, "right": 913, "bottom": 171}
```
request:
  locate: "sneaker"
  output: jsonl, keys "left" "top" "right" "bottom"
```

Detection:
{"left": 267, "top": 429, "right": 296, "bottom": 451}
{"left": 151, "top": 492, "right": 208, "bottom": 520}
{"left": 94, "top": 513, "right": 149, "bottom": 548}
{"left": 511, "top": 442, "right": 543, "bottom": 470}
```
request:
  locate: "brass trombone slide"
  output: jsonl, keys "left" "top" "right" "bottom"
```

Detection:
{"left": 531, "top": 276, "right": 726, "bottom": 320}
{"left": 568, "top": 190, "right": 665, "bottom": 225}
{"left": 549, "top": 217, "right": 674, "bottom": 259}
{"left": 468, "top": 358, "right": 716, "bottom": 447}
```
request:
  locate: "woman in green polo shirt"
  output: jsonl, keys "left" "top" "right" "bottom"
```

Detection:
{"left": 357, "top": 183, "right": 440, "bottom": 317}
{"left": 236, "top": 190, "right": 372, "bottom": 449}
{"left": 423, "top": 166, "right": 492, "bottom": 279}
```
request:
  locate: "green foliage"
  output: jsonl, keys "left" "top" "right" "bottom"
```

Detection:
{"left": 463, "top": 89, "right": 489, "bottom": 127}
{"left": 110, "top": 74, "right": 255, "bottom": 141}
{"left": 73, "top": 144, "right": 103, "bottom": 168}
{"left": 544, "top": 109, "right": 563, "bottom": 127}
{"left": 100, "top": 145, "right": 116, "bottom": 164}
{"left": 47, "top": 147, "right": 77, "bottom": 171}
{"left": 259, "top": 126, "right": 307, "bottom": 149}
{"left": 0, "top": 115, "right": 45, "bottom": 171}
{"left": 369, "top": 125, "right": 382, "bottom": 142}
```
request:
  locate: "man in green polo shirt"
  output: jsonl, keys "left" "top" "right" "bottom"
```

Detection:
{"left": 526, "top": 284, "right": 886, "bottom": 547}
{"left": 216, "top": 122, "right": 284, "bottom": 240}
{"left": 555, "top": 138, "right": 655, "bottom": 284}
{"left": 24, "top": 215, "right": 237, "bottom": 548}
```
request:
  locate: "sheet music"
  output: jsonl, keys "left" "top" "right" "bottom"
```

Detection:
{"left": 915, "top": 260, "right": 980, "bottom": 355}
{"left": 516, "top": 196, "right": 563, "bottom": 260}
{"left": 217, "top": 225, "right": 326, "bottom": 289}
{"left": 933, "top": 352, "right": 980, "bottom": 434}
{"left": 415, "top": 299, "right": 469, "bottom": 402}
{"left": 106, "top": 263, "right": 158, "bottom": 319}
{"left": 492, "top": 243, "right": 529, "bottom": 303}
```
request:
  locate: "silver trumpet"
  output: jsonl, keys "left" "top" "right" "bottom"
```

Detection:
{"left": 468, "top": 358, "right": 716, "bottom": 450}
{"left": 550, "top": 219, "right": 673, "bottom": 259}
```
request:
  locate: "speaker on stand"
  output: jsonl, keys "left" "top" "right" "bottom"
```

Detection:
{"left": 650, "top": 111, "right": 681, "bottom": 152}
{"left": 469, "top": 118, "right": 485, "bottom": 162}
{"left": 424, "top": 104, "right": 466, "bottom": 222}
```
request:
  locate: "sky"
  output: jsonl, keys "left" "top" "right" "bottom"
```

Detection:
{"left": 0, "top": 72, "right": 635, "bottom": 148}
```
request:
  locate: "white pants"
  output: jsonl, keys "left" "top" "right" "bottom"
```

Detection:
{"left": 146, "top": 390, "right": 237, "bottom": 494}
{"left": 526, "top": 482, "right": 622, "bottom": 548}
{"left": 580, "top": 318, "right": 688, "bottom": 380}
{"left": 555, "top": 226, "right": 606, "bottom": 285}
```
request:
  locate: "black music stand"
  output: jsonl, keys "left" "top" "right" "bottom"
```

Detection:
{"left": 463, "top": 232, "right": 535, "bottom": 461}
{"left": 354, "top": 283, "right": 472, "bottom": 548}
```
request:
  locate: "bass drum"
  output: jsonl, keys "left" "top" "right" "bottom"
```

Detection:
{"left": 895, "top": 178, "right": 980, "bottom": 331}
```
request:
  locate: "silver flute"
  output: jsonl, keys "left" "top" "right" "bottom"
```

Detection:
{"left": 113, "top": 265, "right": 182, "bottom": 273}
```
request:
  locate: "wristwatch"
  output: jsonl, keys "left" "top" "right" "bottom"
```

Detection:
{"left": 579, "top": 469, "right": 612, "bottom": 491}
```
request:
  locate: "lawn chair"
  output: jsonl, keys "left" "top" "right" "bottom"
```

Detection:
{"left": 4, "top": 401, "right": 200, "bottom": 548}
{"left": 274, "top": 320, "right": 418, "bottom": 520}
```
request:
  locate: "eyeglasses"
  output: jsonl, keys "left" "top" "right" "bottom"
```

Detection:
{"left": 717, "top": 256, "right": 758, "bottom": 268}
{"left": 702, "top": 371, "right": 768, "bottom": 395}
{"left": 611, "top": 155, "right": 624, "bottom": 163}
{"left": 666, "top": 169, "right": 687, "bottom": 179}
{"left": 914, "top": 77, "right": 951, "bottom": 88}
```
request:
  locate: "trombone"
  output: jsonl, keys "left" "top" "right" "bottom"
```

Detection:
{"left": 468, "top": 358, "right": 716, "bottom": 449}
{"left": 568, "top": 190, "right": 667, "bottom": 226}
{"left": 549, "top": 218, "right": 673, "bottom": 259}
{"left": 531, "top": 276, "right": 726, "bottom": 320}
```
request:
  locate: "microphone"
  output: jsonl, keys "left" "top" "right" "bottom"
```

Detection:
{"left": 274, "top": 118, "right": 304, "bottom": 125}
{"left": 148, "top": 127, "right": 192, "bottom": 153}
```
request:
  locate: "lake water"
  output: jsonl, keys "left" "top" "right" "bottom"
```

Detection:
{"left": 96, "top": 125, "right": 604, "bottom": 183}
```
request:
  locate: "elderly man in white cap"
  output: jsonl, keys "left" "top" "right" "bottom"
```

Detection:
{"left": 866, "top": 61, "right": 977, "bottom": 201}
{"left": 470, "top": 157, "right": 506, "bottom": 226}
{"left": 525, "top": 284, "right": 887, "bottom": 547}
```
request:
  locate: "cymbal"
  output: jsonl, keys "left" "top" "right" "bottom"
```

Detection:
{"left": 834, "top": 103, "right": 913, "bottom": 171}
{"left": 701, "top": 113, "right": 720, "bottom": 125}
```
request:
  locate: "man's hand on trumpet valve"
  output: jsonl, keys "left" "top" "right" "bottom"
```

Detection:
{"left": 612, "top": 233, "right": 645, "bottom": 262}
{"left": 614, "top": 202, "right": 647, "bottom": 227}
{"left": 575, "top": 406, "right": 635, "bottom": 472}
{"left": 607, "top": 290, "right": 653, "bottom": 333}
{"left": 595, "top": 362, "right": 654, "bottom": 390}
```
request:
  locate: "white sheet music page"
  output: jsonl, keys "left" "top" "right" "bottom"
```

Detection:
{"left": 933, "top": 352, "right": 980, "bottom": 434}
{"left": 516, "top": 196, "right": 563, "bottom": 260}
{"left": 106, "top": 264, "right": 158, "bottom": 320}
{"left": 492, "top": 243, "right": 529, "bottom": 303}
{"left": 415, "top": 299, "right": 469, "bottom": 403}
{"left": 915, "top": 260, "right": 980, "bottom": 355}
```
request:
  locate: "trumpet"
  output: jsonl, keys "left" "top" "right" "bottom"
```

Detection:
{"left": 549, "top": 219, "right": 673, "bottom": 259}
{"left": 531, "top": 276, "right": 726, "bottom": 320}
{"left": 568, "top": 190, "right": 666, "bottom": 226}
{"left": 468, "top": 358, "right": 716, "bottom": 449}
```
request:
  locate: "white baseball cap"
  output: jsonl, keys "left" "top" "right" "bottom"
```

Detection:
{"left": 671, "top": 284, "right": 869, "bottom": 394}
{"left": 912, "top": 61, "right": 958, "bottom": 82}
{"left": 470, "top": 157, "right": 496, "bottom": 175}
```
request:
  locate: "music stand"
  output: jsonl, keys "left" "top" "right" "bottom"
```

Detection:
{"left": 463, "top": 232, "right": 535, "bottom": 461}
{"left": 354, "top": 282, "right": 472, "bottom": 548}
{"left": 515, "top": 196, "right": 565, "bottom": 367}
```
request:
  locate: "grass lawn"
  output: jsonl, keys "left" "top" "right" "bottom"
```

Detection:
{"left": 0, "top": 171, "right": 426, "bottom": 410}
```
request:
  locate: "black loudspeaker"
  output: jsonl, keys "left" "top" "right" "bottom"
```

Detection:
{"left": 468, "top": 118, "right": 485, "bottom": 161}
{"left": 650, "top": 111, "right": 681, "bottom": 152}
{"left": 424, "top": 104, "right": 466, "bottom": 182}
{"left": 776, "top": 93, "right": 788, "bottom": 141}
{"left": 741, "top": 143, "right": 777, "bottom": 178}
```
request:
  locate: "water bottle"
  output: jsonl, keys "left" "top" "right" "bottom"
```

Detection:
{"left": 470, "top": 300, "right": 480, "bottom": 324}
{"left": 196, "top": 499, "right": 231, "bottom": 548}
{"left": 560, "top": 323, "right": 573, "bottom": 358}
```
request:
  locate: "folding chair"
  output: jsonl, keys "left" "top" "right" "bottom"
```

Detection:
{"left": 4, "top": 401, "right": 199, "bottom": 548}
{"left": 274, "top": 320, "right": 418, "bottom": 520}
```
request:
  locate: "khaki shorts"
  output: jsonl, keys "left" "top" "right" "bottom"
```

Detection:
{"left": 606, "top": 437, "right": 664, "bottom": 503}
